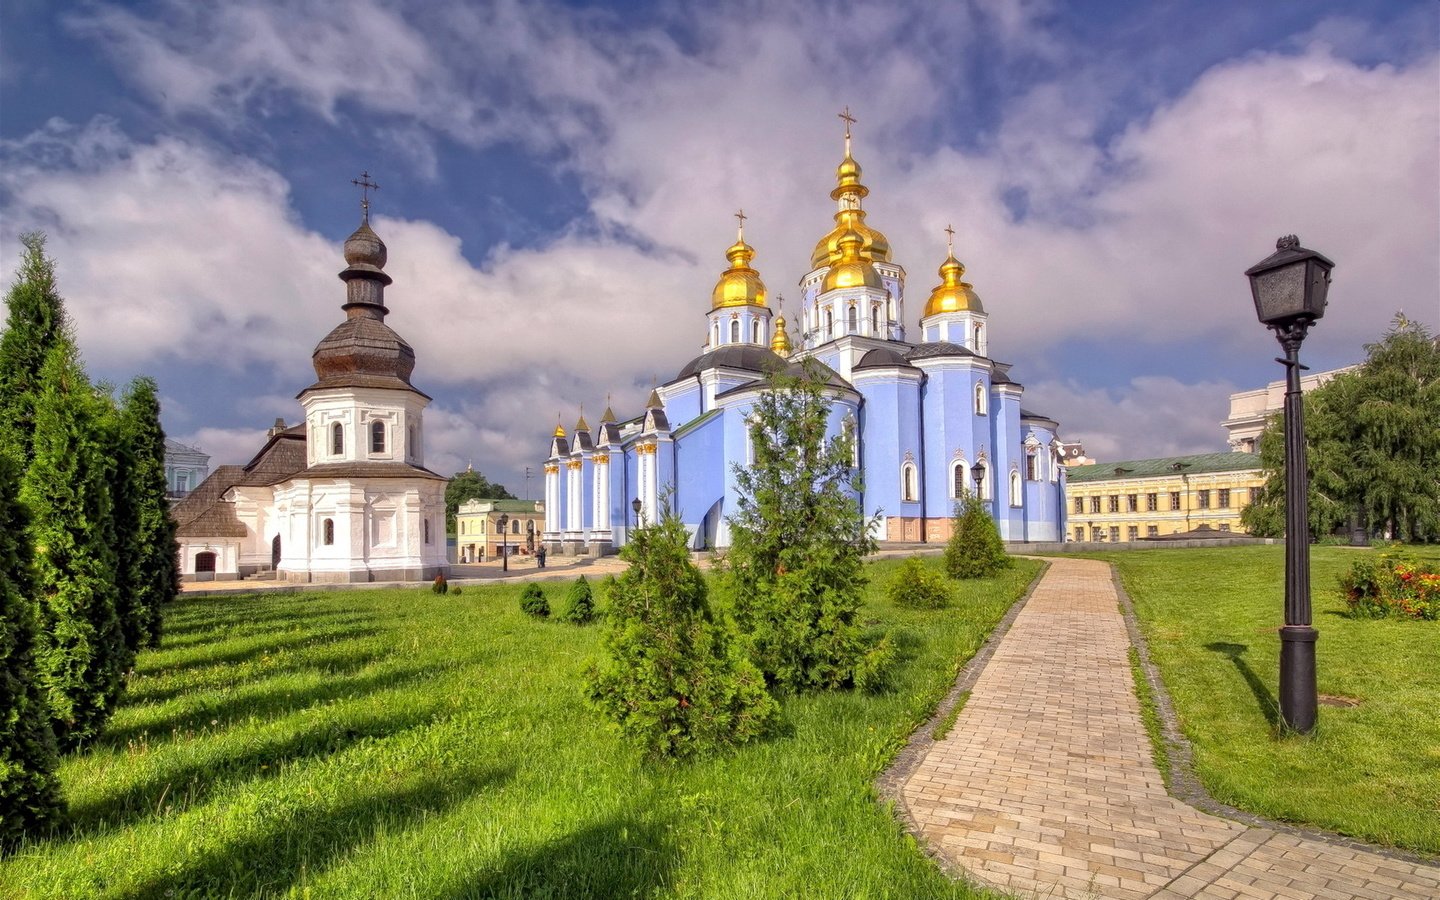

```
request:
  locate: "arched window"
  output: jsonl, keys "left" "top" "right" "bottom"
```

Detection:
{"left": 1009, "top": 471, "right": 1023, "bottom": 507}
{"left": 974, "top": 323, "right": 984, "bottom": 353}
{"left": 713, "top": 323, "right": 719, "bottom": 346}
{"left": 331, "top": 422, "right": 343, "bottom": 456}
{"left": 842, "top": 417, "right": 858, "bottom": 467}
{"left": 730, "top": 319, "right": 740, "bottom": 343}
{"left": 952, "top": 461, "right": 968, "bottom": 499}
{"left": 751, "top": 320, "right": 760, "bottom": 343}
{"left": 825, "top": 309, "right": 834, "bottom": 337}
{"left": 870, "top": 305, "right": 879, "bottom": 334}
{"left": 370, "top": 420, "right": 385, "bottom": 453}
{"left": 1051, "top": 450, "right": 1061, "bottom": 483}
{"left": 974, "top": 382, "right": 987, "bottom": 416}
{"left": 901, "top": 462, "right": 917, "bottom": 502}
{"left": 323, "top": 518, "right": 335, "bottom": 545}
{"left": 512, "top": 518, "right": 520, "bottom": 534}
{"left": 847, "top": 305, "right": 857, "bottom": 333}
{"left": 423, "top": 518, "right": 432, "bottom": 544}
{"left": 1026, "top": 449, "right": 1039, "bottom": 481}
{"left": 408, "top": 424, "right": 416, "bottom": 456}
{"left": 887, "top": 296, "right": 895, "bottom": 322}
{"left": 974, "top": 463, "right": 990, "bottom": 501}
{"left": 194, "top": 551, "right": 216, "bottom": 573}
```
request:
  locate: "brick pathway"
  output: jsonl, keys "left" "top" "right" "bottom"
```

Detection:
{"left": 899, "top": 557, "right": 1440, "bottom": 899}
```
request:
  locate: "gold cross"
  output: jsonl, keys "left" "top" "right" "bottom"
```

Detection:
{"left": 351, "top": 170, "right": 379, "bottom": 221}
{"left": 944, "top": 223, "right": 955, "bottom": 254}
{"left": 734, "top": 208, "right": 747, "bottom": 239}
{"left": 838, "top": 106, "right": 857, "bottom": 138}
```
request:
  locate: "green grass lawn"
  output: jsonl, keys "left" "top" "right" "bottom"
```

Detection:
{"left": 2, "top": 557, "right": 1040, "bottom": 899}
{"left": 1093, "top": 545, "right": 1440, "bottom": 856}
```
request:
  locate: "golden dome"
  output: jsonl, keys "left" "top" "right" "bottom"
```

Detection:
{"left": 923, "top": 251, "right": 985, "bottom": 317}
{"left": 811, "top": 209, "right": 891, "bottom": 269}
{"left": 711, "top": 234, "right": 768, "bottom": 310}
{"left": 822, "top": 229, "right": 884, "bottom": 292}
{"left": 553, "top": 416, "right": 566, "bottom": 438}
{"left": 770, "top": 314, "right": 792, "bottom": 357}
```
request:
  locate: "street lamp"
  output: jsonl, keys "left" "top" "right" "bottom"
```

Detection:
{"left": 497, "top": 513, "right": 510, "bottom": 573}
{"left": 970, "top": 462, "right": 985, "bottom": 502}
{"left": 631, "top": 497, "right": 643, "bottom": 528}
{"left": 1246, "top": 234, "right": 1334, "bottom": 735}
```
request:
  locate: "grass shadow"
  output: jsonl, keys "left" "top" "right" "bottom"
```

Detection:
{"left": 139, "top": 625, "right": 382, "bottom": 676}
{"left": 157, "top": 610, "right": 379, "bottom": 650}
{"left": 125, "top": 642, "right": 387, "bottom": 706}
{"left": 1204, "top": 641, "right": 1280, "bottom": 729}
{"left": 115, "top": 764, "right": 513, "bottom": 899}
{"left": 99, "top": 661, "right": 430, "bottom": 747}
{"left": 435, "top": 818, "right": 676, "bottom": 899}
{"left": 69, "top": 703, "right": 439, "bottom": 836}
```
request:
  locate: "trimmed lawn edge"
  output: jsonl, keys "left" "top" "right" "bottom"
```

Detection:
{"left": 1108, "top": 564, "right": 1440, "bottom": 867}
{"left": 876, "top": 558, "right": 1050, "bottom": 882}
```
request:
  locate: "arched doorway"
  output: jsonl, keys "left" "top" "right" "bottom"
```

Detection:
{"left": 194, "top": 551, "right": 216, "bottom": 581}
{"left": 271, "top": 534, "right": 282, "bottom": 568}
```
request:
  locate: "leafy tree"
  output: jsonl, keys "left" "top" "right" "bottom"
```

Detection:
{"left": 113, "top": 377, "right": 179, "bottom": 652}
{"left": 0, "top": 452, "right": 65, "bottom": 851}
{"left": 21, "top": 336, "right": 129, "bottom": 749}
{"left": 560, "top": 575, "right": 596, "bottom": 624}
{"left": 445, "top": 468, "right": 517, "bottom": 532}
{"left": 722, "top": 359, "right": 891, "bottom": 692}
{"left": 943, "top": 492, "right": 1012, "bottom": 579}
{"left": 0, "top": 233, "right": 69, "bottom": 470}
{"left": 1243, "top": 316, "right": 1440, "bottom": 541}
{"left": 587, "top": 509, "right": 778, "bottom": 760}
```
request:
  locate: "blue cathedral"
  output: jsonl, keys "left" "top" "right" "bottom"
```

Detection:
{"left": 542, "top": 121, "right": 1066, "bottom": 553}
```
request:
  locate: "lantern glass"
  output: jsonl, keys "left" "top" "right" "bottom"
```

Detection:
{"left": 1250, "top": 260, "right": 1309, "bottom": 325}
{"left": 1245, "top": 236, "right": 1333, "bottom": 327}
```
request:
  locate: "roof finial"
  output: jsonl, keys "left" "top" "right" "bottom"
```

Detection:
{"left": 775, "top": 293, "right": 784, "bottom": 316}
{"left": 735, "top": 208, "right": 747, "bottom": 242}
{"left": 839, "top": 105, "right": 856, "bottom": 154}
{"left": 944, "top": 223, "right": 955, "bottom": 256}
{"left": 351, "top": 170, "right": 379, "bottom": 224}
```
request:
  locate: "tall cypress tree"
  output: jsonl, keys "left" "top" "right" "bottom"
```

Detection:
{"left": 0, "top": 452, "right": 65, "bottom": 850}
{"left": 0, "top": 233, "right": 69, "bottom": 470}
{"left": 115, "top": 377, "right": 178, "bottom": 651}
{"left": 22, "top": 335, "right": 129, "bottom": 749}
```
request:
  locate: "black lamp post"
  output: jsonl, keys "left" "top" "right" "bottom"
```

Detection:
{"left": 497, "top": 513, "right": 510, "bottom": 573}
{"left": 1246, "top": 234, "right": 1334, "bottom": 735}
{"left": 631, "top": 497, "right": 643, "bottom": 528}
{"left": 970, "top": 462, "right": 985, "bottom": 502}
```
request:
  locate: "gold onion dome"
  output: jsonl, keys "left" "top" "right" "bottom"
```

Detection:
{"left": 822, "top": 229, "right": 884, "bottom": 292}
{"left": 711, "top": 231, "right": 768, "bottom": 310}
{"left": 770, "top": 314, "right": 792, "bottom": 357}
{"left": 924, "top": 250, "right": 984, "bottom": 317}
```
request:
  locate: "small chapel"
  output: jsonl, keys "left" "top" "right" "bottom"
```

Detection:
{"left": 542, "top": 116, "right": 1068, "bottom": 552}
{"left": 173, "top": 187, "right": 450, "bottom": 583}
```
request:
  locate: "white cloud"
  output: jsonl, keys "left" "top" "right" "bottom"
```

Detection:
{"left": 172, "top": 425, "right": 270, "bottom": 467}
{"left": 1025, "top": 376, "right": 1238, "bottom": 462}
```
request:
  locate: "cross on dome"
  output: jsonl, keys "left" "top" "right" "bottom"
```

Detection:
{"left": 945, "top": 223, "right": 955, "bottom": 254}
{"left": 735, "top": 208, "right": 747, "bottom": 240}
{"left": 350, "top": 170, "right": 379, "bottom": 223}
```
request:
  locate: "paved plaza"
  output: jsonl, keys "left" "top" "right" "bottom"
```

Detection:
{"left": 896, "top": 557, "right": 1440, "bottom": 899}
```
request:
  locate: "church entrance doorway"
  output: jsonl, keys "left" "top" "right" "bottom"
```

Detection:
{"left": 194, "top": 551, "right": 216, "bottom": 581}
{"left": 271, "top": 535, "right": 282, "bottom": 568}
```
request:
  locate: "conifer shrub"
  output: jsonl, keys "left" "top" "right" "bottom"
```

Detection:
{"left": 560, "top": 575, "right": 595, "bottom": 624}
{"left": 943, "top": 493, "right": 1011, "bottom": 580}
{"left": 587, "top": 510, "right": 779, "bottom": 760}
{"left": 888, "top": 557, "right": 955, "bottom": 609}
{"left": 431, "top": 573, "right": 447, "bottom": 595}
{"left": 520, "top": 583, "right": 549, "bottom": 618}
{"left": 449, "top": 584, "right": 463, "bottom": 596}
{"left": 114, "top": 377, "right": 178, "bottom": 650}
{"left": 0, "top": 452, "right": 65, "bottom": 850}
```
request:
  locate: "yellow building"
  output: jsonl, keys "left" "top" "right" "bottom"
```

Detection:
{"left": 1064, "top": 452, "right": 1265, "bottom": 543}
{"left": 456, "top": 499, "right": 545, "bottom": 562}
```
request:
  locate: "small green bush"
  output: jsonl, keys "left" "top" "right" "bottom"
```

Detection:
{"left": 449, "top": 584, "right": 463, "bottom": 596}
{"left": 943, "top": 493, "right": 1011, "bottom": 580}
{"left": 1339, "top": 554, "right": 1438, "bottom": 620}
{"left": 520, "top": 583, "right": 549, "bottom": 618}
{"left": 888, "top": 557, "right": 955, "bottom": 609}
{"left": 431, "top": 573, "right": 447, "bottom": 595}
{"left": 560, "top": 575, "right": 595, "bottom": 624}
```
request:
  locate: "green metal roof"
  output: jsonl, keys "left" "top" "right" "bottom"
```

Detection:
{"left": 1065, "top": 451, "right": 1261, "bottom": 484}
{"left": 456, "top": 499, "right": 543, "bottom": 513}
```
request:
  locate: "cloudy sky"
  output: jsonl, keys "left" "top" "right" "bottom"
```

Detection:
{"left": 2, "top": 0, "right": 1436, "bottom": 494}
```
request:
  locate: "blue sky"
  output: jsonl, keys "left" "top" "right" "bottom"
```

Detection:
{"left": 2, "top": 0, "right": 1436, "bottom": 493}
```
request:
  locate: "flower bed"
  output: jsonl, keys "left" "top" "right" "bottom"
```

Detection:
{"left": 1338, "top": 554, "right": 1439, "bottom": 620}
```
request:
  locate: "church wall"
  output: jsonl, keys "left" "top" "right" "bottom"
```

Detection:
{"left": 990, "top": 389, "right": 1024, "bottom": 540}
{"left": 673, "top": 410, "right": 726, "bottom": 550}
{"left": 177, "top": 539, "right": 241, "bottom": 581}
{"left": 853, "top": 371, "right": 921, "bottom": 535}
{"left": 665, "top": 381, "right": 704, "bottom": 427}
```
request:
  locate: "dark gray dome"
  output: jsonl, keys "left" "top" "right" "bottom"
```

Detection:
{"left": 675, "top": 344, "right": 786, "bottom": 379}
{"left": 906, "top": 341, "right": 977, "bottom": 361}
{"left": 855, "top": 347, "right": 918, "bottom": 370}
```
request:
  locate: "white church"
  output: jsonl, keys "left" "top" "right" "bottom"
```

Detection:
{"left": 172, "top": 203, "right": 450, "bottom": 583}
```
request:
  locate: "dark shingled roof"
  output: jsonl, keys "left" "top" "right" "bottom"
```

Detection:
{"left": 1020, "top": 408, "right": 1058, "bottom": 427}
{"left": 906, "top": 341, "right": 977, "bottom": 361}
{"left": 854, "top": 347, "right": 918, "bottom": 371}
{"left": 238, "top": 427, "right": 308, "bottom": 486}
{"left": 172, "top": 465, "right": 248, "bottom": 537}
{"left": 302, "top": 462, "right": 445, "bottom": 481}
{"left": 301, "top": 316, "right": 430, "bottom": 399}
{"left": 1066, "top": 451, "right": 1262, "bottom": 484}
{"left": 674, "top": 344, "right": 787, "bottom": 380}
{"left": 595, "top": 422, "right": 622, "bottom": 446}
{"left": 714, "top": 358, "right": 853, "bottom": 400}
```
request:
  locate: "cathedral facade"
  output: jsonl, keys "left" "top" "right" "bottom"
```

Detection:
{"left": 173, "top": 208, "right": 450, "bottom": 583}
{"left": 542, "top": 127, "right": 1067, "bottom": 552}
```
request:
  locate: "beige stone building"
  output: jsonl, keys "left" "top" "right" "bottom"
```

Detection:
{"left": 1222, "top": 365, "right": 1357, "bottom": 452}
{"left": 1064, "top": 452, "right": 1265, "bottom": 542}
{"left": 456, "top": 499, "right": 545, "bottom": 562}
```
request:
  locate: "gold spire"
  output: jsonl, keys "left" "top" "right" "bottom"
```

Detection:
{"left": 646, "top": 387, "right": 663, "bottom": 409}
{"left": 923, "top": 224, "right": 984, "bottom": 317}
{"left": 822, "top": 227, "right": 883, "bottom": 292}
{"left": 769, "top": 294, "right": 792, "bottom": 357}
{"left": 553, "top": 413, "right": 566, "bottom": 438}
{"left": 811, "top": 108, "right": 890, "bottom": 269}
{"left": 575, "top": 404, "right": 589, "bottom": 433}
{"left": 600, "top": 393, "right": 616, "bottom": 424}
{"left": 711, "top": 210, "right": 769, "bottom": 309}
